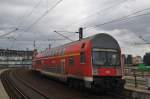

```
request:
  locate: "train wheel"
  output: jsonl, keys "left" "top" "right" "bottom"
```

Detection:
{"left": 79, "top": 81, "right": 85, "bottom": 90}
{"left": 68, "top": 80, "right": 73, "bottom": 88}
{"left": 72, "top": 80, "right": 78, "bottom": 89}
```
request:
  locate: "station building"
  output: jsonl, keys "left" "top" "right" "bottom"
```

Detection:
{"left": 0, "top": 49, "right": 33, "bottom": 68}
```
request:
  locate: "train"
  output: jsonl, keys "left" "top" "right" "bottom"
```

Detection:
{"left": 32, "top": 33, "right": 125, "bottom": 91}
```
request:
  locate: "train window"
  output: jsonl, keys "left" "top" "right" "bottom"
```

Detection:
{"left": 58, "top": 49, "right": 61, "bottom": 56}
{"left": 80, "top": 52, "right": 86, "bottom": 63}
{"left": 92, "top": 51, "right": 119, "bottom": 66}
{"left": 36, "top": 60, "right": 41, "bottom": 65}
{"left": 48, "top": 50, "right": 51, "bottom": 56}
{"left": 55, "top": 49, "right": 58, "bottom": 56}
{"left": 81, "top": 43, "right": 85, "bottom": 49}
{"left": 60, "top": 48, "right": 63, "bottom": 56}
{"left": 50, "top": 50, "right": 52, "bottom": 56}
{"left": 52, "top": 50, "right": 54, "bottom": 56}
{"left": 56, "top": 49, "right": 58, "bottom": 56}
{"left": 57, "top": 49, "right": 59, "bottom": 56}
{"left": 49, "top": 50, "right": 52, "bottom": 56}
{"left": 54, "top": 50, "right": 56, "bottom": 56}
{"left": 62, "top": 48, "right": 66, "bottom": 55}
{"left": 56, "top": 49, "right": 60, "bottom": 56}
{"left": 55, "top": 49, "right": 57, "bottom": 56}
{"left": 69, "top": 56, "right": 74, "bottom": 65}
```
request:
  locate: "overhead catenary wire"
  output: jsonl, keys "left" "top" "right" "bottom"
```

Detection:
{"left": 0, "top": 28, "right": 18, "bottom": 38}
{"left": 94, "top": 11, "right": 150, "bottom": 28}
{"left": 81, "top": 8, "right": 150, "bottom": 46}
{"left": 85, "top": 12, "right": 150, "bottom": 45}
{"left": 17, "top": 0, "right": 43, "bottom": 28}
{"left": 65, "top": 0, "right": 127, "bottom": 29}
{"left": 0, "top": 0, "right": 43, "bottom": 41}
{"left": 0, "top": 26, "right": 17, "bottom": 30}
{"left": 24, "top": 0, "right": 63, "bottom": 32}
{"left": 54, "top": 31, "right": 79, "bottom": 33}
{"left": 84, "top": 7, "right": 150, "bottom": 30}
{"left": 54, "top": 31, "right": 74, "bottom": 41}
{"left": 1, "top": 0, "right": 44, "bottom": 49}
{"left": 134, "top": 43, "right": 150, "bottom": 45}
{"left": 8, "top": 38, "right": 65, "bottom": 42}
{"left": 10, "top": 0, "right": 63, "bottom": 49}
{"left": 134, "top": 35, "right": 150, "bottom": 45}
{"left": 7, "top": 1, "right": 150, "bottom": 50}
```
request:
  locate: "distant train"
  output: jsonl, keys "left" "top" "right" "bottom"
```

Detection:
{"left": 32, "top": 33, "right": 125, "bottom": 91}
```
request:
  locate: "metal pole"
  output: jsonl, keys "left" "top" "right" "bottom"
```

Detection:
{"left": 33, "top": 40, "right": 36, "bottom": 50}
{"left": 134, "top": 70, "right": 137, "bottom": 87}
{"left": 79, "top": 27, "right": 83, "bottom": 40}
{"left": 49, "top": 44, "right": 51, "bottom": 49}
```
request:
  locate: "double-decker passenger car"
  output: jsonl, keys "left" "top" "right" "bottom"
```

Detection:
{"left": 32, "top": 33, "right": 125, "bottom": 91}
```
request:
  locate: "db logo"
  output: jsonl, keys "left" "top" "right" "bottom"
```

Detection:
{"left": 105, "top": 70, "right": 111, "bottom": 74}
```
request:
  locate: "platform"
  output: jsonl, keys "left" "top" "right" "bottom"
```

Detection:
{"left": 125, "top": 76, "right": 150, "bottom": 99}
{"left": 125, "top": 85, "right": 150, "bottom": 94}
{"left": 0, "top": 69, "right": 9, "bottom": 99}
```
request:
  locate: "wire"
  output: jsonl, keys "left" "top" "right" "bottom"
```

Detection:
{"left": 10, "top": 0, "right": 63, "bottom": 49}
{"left": 96, "top": 12, "right": 150, "bottom": 27}
{"left": 54, "top": 31, "right": 79, "bottom": 33}
{"left": 134, "top": 43, "right": 150, "bottom": 45}
{"left": 85, "top": 7, "right": 150, "bottom": 30}
{"left": 54, "top": 31, "right": 74, "bottom": 41}
{"left": 138, "top": 35, "right": 150, "bottom": 44}
{"left": 65, "top": 0, "right": 126, "bottom": 28}
{"left": 0, "top": 26, "right": 16, "bottom": 30}
{"left": 8, "top": 38, "right": 65, "bottom": 42}
{"left": 6, "top": 0, "right": 43, "bottom": 49}
{"left": 24, "top": 0, "right": 63, "bottom": 32}
{"left": 0, "top": 28, "right": 18, "bottom": 38}
{"left": 17, "top": 0, "right": 42, "bottom": 28}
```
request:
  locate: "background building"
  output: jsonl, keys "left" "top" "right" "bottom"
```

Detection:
{"left": 132, "top": 56, "right": 143, "bottom": 66}
{"left": 0, "top": 49, "right": 33, "bottom": 68}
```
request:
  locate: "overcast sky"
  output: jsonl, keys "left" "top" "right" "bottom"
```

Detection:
{"left": 0, "top": 0, "right": 150, "bottom": 56}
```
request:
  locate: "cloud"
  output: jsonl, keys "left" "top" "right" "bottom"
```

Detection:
{"left": 84, "top": 28, "right": 150, "bottom": 56}
{"left": 0, "top": 0, "right": 150, "bottom": 56}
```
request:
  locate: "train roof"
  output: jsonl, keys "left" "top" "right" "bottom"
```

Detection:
{"left": 46, "top": 33, "right": 120, "bottom": 50}
{"left": 35, "top": 33, "right": 120, "bottom": 58}
{"left": 61, "top": 33, "right": 120, "bottom": 49}
{"left": 90, "top": 33, "right": 120, "bottom": 49}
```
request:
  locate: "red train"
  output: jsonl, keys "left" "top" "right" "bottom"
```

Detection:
{"left": 32, "top": 33, "right": 125, "bottom": 91}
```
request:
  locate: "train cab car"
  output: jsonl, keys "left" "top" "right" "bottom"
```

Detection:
{"left": 32, "top": 33, "right": 125, "bottom": 91}
{"left": 90, "top": 34, "right": 125, "bottom": 90}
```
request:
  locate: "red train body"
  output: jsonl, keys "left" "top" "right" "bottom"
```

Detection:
{"left": 32, "top": 33, "right": 125, "bottom": 91}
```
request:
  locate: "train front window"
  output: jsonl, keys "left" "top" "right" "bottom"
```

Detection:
{"left": 92, "top": 49, "right": 120, "bottom": 66}
{"left": 92, "top": 51, "right": 107, "bottom": 65}
{"left": 107, "top": 52, "right": 119, "bottom": 66}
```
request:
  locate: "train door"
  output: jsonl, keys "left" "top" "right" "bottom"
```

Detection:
{"left": 60, "top": 59, "right": 65, "bottom": 74}
{"left": 60, "top": 59, "right": 67, "bottom": 82}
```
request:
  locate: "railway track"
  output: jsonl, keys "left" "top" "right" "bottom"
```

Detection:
{"left": 0, "top": 69, "right": 133, "bottom": 99}
{"left": 0, "top": 70, "right": 28, "bottom": 99}
{"left": 1, "top": 69, "right": 52, "bottom": 99}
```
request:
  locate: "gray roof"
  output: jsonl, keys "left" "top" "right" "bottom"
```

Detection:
{"left": 91, "top": 33, "right": 120, "bottom": 49}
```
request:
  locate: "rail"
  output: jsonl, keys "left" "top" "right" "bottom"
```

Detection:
{"left": 1, "top": 69, "right": 51, "bottom": 99}
{"left": 0, "top": 70, "right": 29, "bottom": 99}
